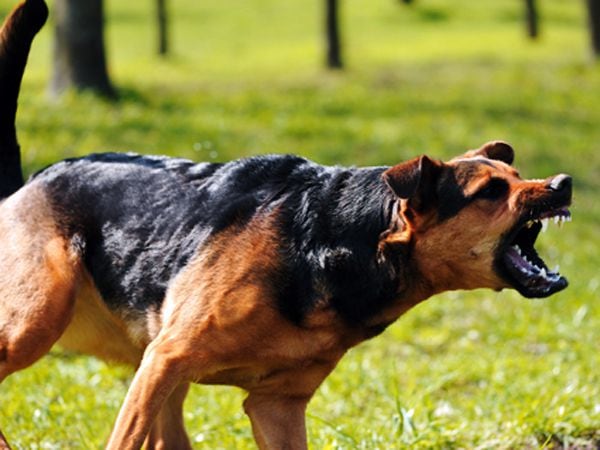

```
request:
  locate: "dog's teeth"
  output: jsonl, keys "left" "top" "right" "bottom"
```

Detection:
{"left": 553, "top": 265, "right": 560, "bottom": 273}
{"left": 541, "top": 218, "right": 549, "bottom": 232}
{"left": 554, "top": 216, "right": 560, "bottom": 225}
{"left": 540, "top": 267, "right": 547, "bottom": 278}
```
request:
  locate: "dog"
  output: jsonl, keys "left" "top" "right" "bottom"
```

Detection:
{"left": 0, "top": 1, "right": 573, "bottom": 449}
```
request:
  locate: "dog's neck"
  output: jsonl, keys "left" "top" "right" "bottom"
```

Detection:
{"left": 306, "top": 168, "right": 429, "bottom": 331}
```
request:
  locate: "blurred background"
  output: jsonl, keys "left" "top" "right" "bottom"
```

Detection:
{"left": 1, "top": 0, "right": 599, "bottom": 448}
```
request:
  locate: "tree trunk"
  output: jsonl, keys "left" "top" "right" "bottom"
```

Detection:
{"left": 50, "top": 0, "right": 116, "bottom": 98}
{"left": 525, "top": 0, "right": 539, "bottom": 39}
{"left": 325, "top": 0, "right": 342, "bottom": 69}
{"left": 157, "top": 0, "right": 168, "bottom": 56}
{"left": 588, "top": 0, "right": 600, "bottom": 57}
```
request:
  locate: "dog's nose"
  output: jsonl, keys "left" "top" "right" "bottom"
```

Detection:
{"left": 548, "top": 174, "right": 572, "bottom": 192}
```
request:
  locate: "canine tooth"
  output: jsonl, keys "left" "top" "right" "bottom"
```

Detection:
{"left": 541, "top": 218, "right": 549, "bottom": 232}
{"left": 553, "top": 265, "right": 560, "bottom": 273}
{"left": 540, "top": 267, "right": 547, "bottom": 278}
{"left": 554, "top": 216, "right": 560, "bottom": 225}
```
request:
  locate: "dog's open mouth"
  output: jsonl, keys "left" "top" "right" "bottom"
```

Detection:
{"left": 498, "top": 207, "right": 571, "bottom": 297}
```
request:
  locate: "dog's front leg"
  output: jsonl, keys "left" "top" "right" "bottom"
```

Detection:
{"left": 143, "top": 382, "right": 192, "bottom": 450}
{"left": 243, "top": 393, "right": 311, "bottom": 450}
{"left": 106, "top": 337, "right": 189, "bottom": 450}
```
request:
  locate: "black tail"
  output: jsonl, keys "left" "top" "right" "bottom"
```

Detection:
{"left": 0, "top": 0, "right": 47, "bottom": 198}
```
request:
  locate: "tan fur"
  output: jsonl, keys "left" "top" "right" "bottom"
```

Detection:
{"left": 0, "top": 185, "right": 81, "bottom": 380}
{"left": 243, "top": 394, "right": 311, "bottom": 450}
{"left": 142, "top": 382, "right": 192, "bottom": 450}
{"left": 57, "top": 272, "right": 144, "bottom": 366}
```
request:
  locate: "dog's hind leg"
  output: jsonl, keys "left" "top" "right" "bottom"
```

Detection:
{"left": 0, "top": 186, "right": 82, "bottom": 447}
{"left": 143, "top": 382, "right": 192, "bottom": 450}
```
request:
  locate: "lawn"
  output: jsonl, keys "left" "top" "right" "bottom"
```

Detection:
{"left": 1, "top": 0, "right": 599, "bottom": 448}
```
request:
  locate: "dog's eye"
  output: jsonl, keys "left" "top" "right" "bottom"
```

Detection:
{"left": 477, "top": 178, "right": 508, "bottom": 200}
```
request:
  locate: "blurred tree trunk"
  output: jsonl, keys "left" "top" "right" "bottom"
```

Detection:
{"left": 525, "top": 0, "right": 539, "bottom": 39}
{"left": 588, "top": 0, "right": 600, "bottom": 57}
{"left": 157, "top": 0, "right": 169, "bottom": 56}
{"left": 50, "top": 0, "right": 116, "bottom": 98}
{"left": 325, "top": 0, "right": 342, "bottom": 69}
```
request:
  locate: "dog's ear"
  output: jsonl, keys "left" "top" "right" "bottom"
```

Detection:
{"left": 461, "top": 141, "right": 514, "bottom": 165}
{"left": 383, "top": 155, "right": 443, "bottom": 210}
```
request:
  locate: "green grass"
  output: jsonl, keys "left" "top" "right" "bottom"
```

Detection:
{"left": 2, "top": 0, "right": 600, "bottom": 448}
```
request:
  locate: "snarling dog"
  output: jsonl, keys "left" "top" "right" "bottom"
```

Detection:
{"left": 0, "top": 1, "right": 572, "bottom": 449}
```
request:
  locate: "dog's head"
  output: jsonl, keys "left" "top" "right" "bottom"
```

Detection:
{"left": 382, "top": 141, "right": 572, "bottom": 298}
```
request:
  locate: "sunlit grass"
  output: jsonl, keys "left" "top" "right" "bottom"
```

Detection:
{"left": 1, "top": 0, "right": 599, "bottom": 448}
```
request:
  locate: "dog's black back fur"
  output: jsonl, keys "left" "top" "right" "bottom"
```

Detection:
{"left": 34, "top": 153, "right": 401, "bottom": 328}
